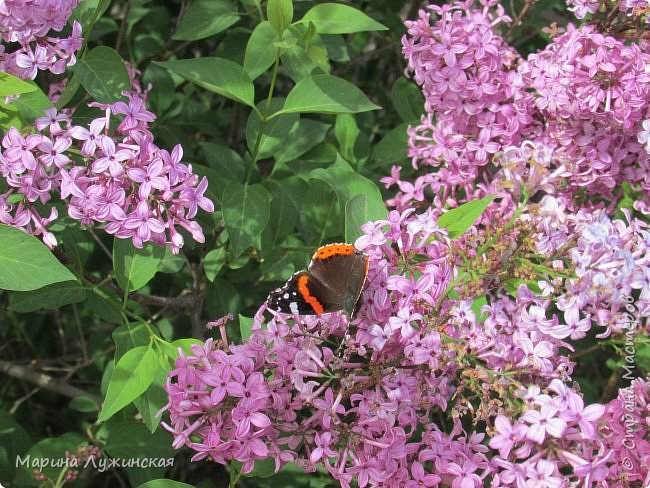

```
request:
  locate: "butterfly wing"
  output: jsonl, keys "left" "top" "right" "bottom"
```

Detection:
{"left": 307, "top": 244, "right": 369, "bottom": 316}
{"left": 266, "top": 271, "right": 336, "bottom": 315}
{"left": 266, "top": 244, "right": 369, "bottom": 317}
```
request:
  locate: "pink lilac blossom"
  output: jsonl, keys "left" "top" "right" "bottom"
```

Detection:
{"left": 402, "top": 0, "right": 536, "bottom": 180}
{"left": 0, "top": 0, "right": 82, "bottom": 79}
{"left": 162, "top": 0, "right": 649, "bottom": 485}
{"left": 163, "top": 200, "right": 650, "bottom": 486}
{"left": 612, "top": 0, "right": 650, "bottom": 23}
{"left": 0, "top": 85, "right": 214, "bottom": 251}
{"left": 565, "top": 0, "right": 599, "bottom": 18}
{"left": 396, "top": 0, "right": 650, "bottom": 216}
{"left": 521, "top": 24, "right": 650, "bottom": 198}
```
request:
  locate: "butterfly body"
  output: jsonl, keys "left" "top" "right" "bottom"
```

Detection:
{"left": 266, "top": 243, "right": 369, "bottom": 317}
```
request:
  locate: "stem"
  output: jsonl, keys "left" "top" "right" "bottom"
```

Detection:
{"left": 505, "top": 0, "right": 536, "bottom": 38}
{"left": 245, "top": 49, "right": 281, "bottom": 183}
{"left": 229, "top": 461, "right": 242, "bottom": 487}
{"left": 477, "top": 198, "right": 527, "bottom": 256}
{"left": 115, "top": 0, "right": 134, "bottom": 54}
{"left": 255, "top": 0, "right": 264, "bottom": 20}
{"left": 54, "top": 466, "right": 68, "bottom": 488}
{"left": 433, "top": 277, "right": 463, "bottom": 312}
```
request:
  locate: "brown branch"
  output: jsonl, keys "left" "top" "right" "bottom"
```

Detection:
{"left": 115, "top": 0, "right": 134, "bottom": 54}
{"left": 0, "top": 359, "right": 102, "bottom": 403}
{"left": 191, "top": 226, "right": 224, "bottom": 338}
{"left": 506, "top": 0, "right": 537, "bottom": 39}
{"left": 52, "top": 246, "right": 194, "bottom": 309}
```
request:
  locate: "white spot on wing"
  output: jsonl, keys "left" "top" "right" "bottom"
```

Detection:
{"left": 289, "top": 302, "right": 299, "bottom": 314}
{"left": 283, "top": 293, "right": 289, "bottom": 299}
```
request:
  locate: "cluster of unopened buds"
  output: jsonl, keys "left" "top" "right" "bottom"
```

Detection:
{"left": 33, "top": 444, "right": 101, "bottom": 485}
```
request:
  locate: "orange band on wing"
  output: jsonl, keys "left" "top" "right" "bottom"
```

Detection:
{"left": 297, "top": 274, "right": 324, "bottom": 314}
{"left": 314, "top": 243, "right": 356, "bottom": 260}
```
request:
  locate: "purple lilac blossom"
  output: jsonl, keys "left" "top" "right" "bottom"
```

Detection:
{"left": 0, "top": 0, "right": 82, "bottom": 79}
{"left": 0, "top": 76, "right": 214, "bottom": 251}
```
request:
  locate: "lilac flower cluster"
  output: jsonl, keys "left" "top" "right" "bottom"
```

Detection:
{"left": 398, "top": 0, "right": 650, "bottom": 214}
{"left": 533, "top": 197, "right": 650, "bottom": 336}
{"left": 522, "top": 24, "right": 650, "bottom": 197}
{"left": 0, "top": 88, "right": 214, "bottom": 251}
{"left": 163, "top": 198, "right": 649, "bottom": 486}
{"left": 567, "top": 0, "right": 650, "bottom": 21}
{"left": 402, "top": 0, "right": 535, "bottom": 179}
{"left": 162, "top": 0, "right": 649, "bottom": 485}
{"left": 0, "top": 0, "right": 82, "bottom": 79}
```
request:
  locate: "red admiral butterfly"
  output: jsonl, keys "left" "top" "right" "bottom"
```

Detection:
{"left": 266, "top": 243, "right": 369, "bottom": 317}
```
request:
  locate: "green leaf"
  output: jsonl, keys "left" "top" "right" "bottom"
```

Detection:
{"left": 62, "top": 227, "right": 94, "bottom": 268}
{"left": 10, "top": 83, "right": 53, "bottom": 123}
{"left": 191, "top": 164, "right": 227, "bottom": 206}
{"left": 158, "top": 246, "right": 186, "bottom": 274}
{"left": 143, "top": 63, "right": 176, "bottom": 113}
{"left": 98, "top": 345, "right": 158, "bottom": 422}
{"left": 174, "top": 0, "right": 239, "bottom": 41}
{"left": 0, "top": 411, "right": 31, "bottom": 484}
{"left": 236, "top": 457, "right": 277, "bottom": 478}
{"left": 69, "top": 396, "right": 100, "bottom": 413}
{"left": 55, "top": 75, "right": 81, "bottom": 109}
{"left": 0, "top": 101, "right": 22, "bottom": 130}
{"left": 155, "top": 58, "right": 255, "bottom": 107}
{"left": 246, "top": 98, "right": 299, "bottom": 159}
{"left": 0, "top": 72, "right": 37, "bottom": 96}
{"left": 137, "top": 481, "right": 196, "bottom": 488}
{"left": 334, "top": 114, "right": 359, "bottom": 161}
{"left": 202, "top": 142, "right": 246, "bottom": 182}
{"left": 503, "top": 279, "right": 541, "bottom": 297}
{"left": 112, "top": 322, "right": 149, "bottom": 361}
{"left": 8, "top": 281, "right": 86, "bottom": 312}
{"left": 294, "top": 179, "right": 340, "bottom": 242}
{"left": 437, "top": 195, "right": 495, "bottom": 238}
{"left": 322, "top": 34, "right": 350, "bottom": 62}
{"left": 390, "top": 78, "right": 424, "bottom": 123}
{"left": 88, "top": 286, "right": 124, "bottom": 325}
{"left": 244, "top": 21, "right": 279, "bottom": 79}
{"left": 72, "top": 0, "right": 111, "bottom": 33}
{"left": 113, "top": 240, "right": 165, "bottom": 293}
{"left": 299, "top": 3, "right": 387, "bottom": 34}
{"left": 15, "top": 434, "right": 83, "bottom": 484}
{"left": 279, "top": 74, "right": 380, "bottom": 115}
{"left": 133, "top": 366, "right": 169, "bottom": 433}
{"left": 204, "top": 247, "right": 227, "bottom": 282}
{"left": 170, "top": 338, "right": 203, "bottom": 357}
{"left": 280, "top": 42, "right": 326, "bottom": 82}
{"left": 267, "top": 0, "right": 293, "bottom": 33}
{"left": 239, "top": 314, "right": 253, "bottom": 340}
{"left": 310, "top": 157, "right": 385, "bottom": 239}
{"left": 222, "top": 183, "right": 271, "bottom": 258}
{"left": 104, "top": 420, "right": 175, "bottom": 485}
{"left": 205, "top": 280, "right": 241, "bottom": 327}
{"left": 260, "top": 249, "right": 308, "bottom": 281}
{"left": 471, "top": 295, "right": 488, "bottom": 323}
{"left": 370, "top": 122, "right": 409, "bottom": 167}
{"left": 265, "top": 181, "right": 298, "bottom": 244}
{"left": 0, "top": 224, "right": 75, "bottom": 291}
{"left": 73, "top": 46, "right": 131, "bottom": 103}
{"left": 273, "top": 119, "right": 330, "bottom": 166}
{"left": 345, "top": 194, "right": 378, "bottom": 243}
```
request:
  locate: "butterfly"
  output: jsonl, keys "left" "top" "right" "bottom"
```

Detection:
{"left": 266, "top": 243, "right": 369, "bottom": 317}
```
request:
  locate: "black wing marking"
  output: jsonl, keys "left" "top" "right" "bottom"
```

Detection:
{"left": 266, "top": 271, "right": 318, "bottom": 315}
